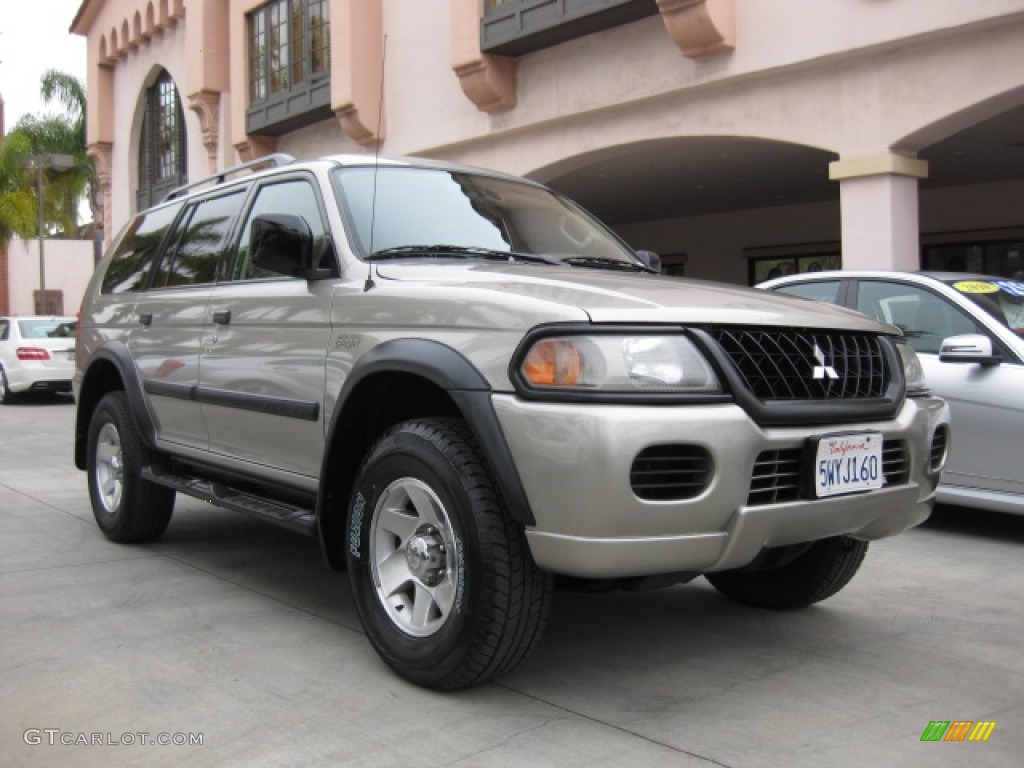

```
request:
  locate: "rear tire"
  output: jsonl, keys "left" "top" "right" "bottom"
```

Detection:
{"left": 706, "top": 536, "right": 868, "bottom": 610}
{"left": 0, "top": 368, "right": 19, "bottom": 404}
{"left": 86, "top": 391, "right": 175, "bottom": 542}
{"left": 346, "top": 418, "right": 552, "bottom": 690}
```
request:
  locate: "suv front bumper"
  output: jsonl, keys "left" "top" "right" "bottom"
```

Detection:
{"left": 493, "top": 394, "right": 949, "bottom": 579}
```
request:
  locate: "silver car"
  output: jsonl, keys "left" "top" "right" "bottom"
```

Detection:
{"left": 0, "top": 316, "right": 77, "bottom": 403}
{"left": 74, "top": 154, "right": 949, "bottom": 689}
{"left": 760, "top": 270, "right": 1024, "bottom": 515}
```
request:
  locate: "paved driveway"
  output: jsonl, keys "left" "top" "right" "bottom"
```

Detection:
{"left": 2, "top": 398, "right": 1022, "bottom": 767}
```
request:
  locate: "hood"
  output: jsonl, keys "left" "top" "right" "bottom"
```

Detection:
{"left": 372, "top": 263, "right": 896, "bottom": 333}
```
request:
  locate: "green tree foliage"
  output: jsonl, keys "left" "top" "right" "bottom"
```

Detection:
{"left": 0, "top": 69, "right": 91, "bottom": 248}
{"left": 0, "top": 132, "right": 38, "bottom": 244}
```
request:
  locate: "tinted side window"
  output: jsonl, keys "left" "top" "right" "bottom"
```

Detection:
{"left": 100, "top": 203, "right": 182, "bottom": 293}
{"left": 154, "top": 191, "right": 246, "bottom": 288}
{"left": 230, "top": 179, "right": 328, "bottom": 281}
{"left": 0, "top": 321, "right": 8, "bottom": 341}
{"left": 856, "top": 281, "right": 979, "bottom": 354}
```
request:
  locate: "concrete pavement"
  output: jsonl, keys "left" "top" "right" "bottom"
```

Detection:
{"left": 2, "top": 398, "right": 1022, "bottom": 767}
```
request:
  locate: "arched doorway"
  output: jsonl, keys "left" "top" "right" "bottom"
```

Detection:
{"left": 136, "top": 69, "right": 187, "bottom": 210}
{"left": 535, "top": 137, "right": 839, "bottom": 285}
{"left": 912, "top": 97, "right": 1024, "bottom": 279}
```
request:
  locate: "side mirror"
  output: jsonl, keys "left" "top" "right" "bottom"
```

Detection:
{"left": 636, "top": 250, "right": 662, "bottom": 273}
{"left": 938, "top": 333, "right": 1002, "bottom": 366}
{"left": 250, "top": 214, "right": 333, "bottom": 280}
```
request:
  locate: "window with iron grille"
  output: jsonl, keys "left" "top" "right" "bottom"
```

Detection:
{"left": 136, "top": 70, "right": 187, "bottom": 212}
{"left": 247, "top": 0, "right": 331, "bottom": 136}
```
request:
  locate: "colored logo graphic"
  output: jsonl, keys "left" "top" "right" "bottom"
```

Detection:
{"left": 920, "top": 721, "right": 997, "bottom": 742}
{"left": 952, "top": 281, "right": 999, "bottom": 294}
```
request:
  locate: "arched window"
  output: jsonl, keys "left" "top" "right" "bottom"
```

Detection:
{"left": 136, "top": 69, "right": 187, "bottom": 210}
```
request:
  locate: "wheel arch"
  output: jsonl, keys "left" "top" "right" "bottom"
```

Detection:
{"left": 316, "top": 339, "right": 535, "bottom": 570}
{"left": 75, "top": 344, "right": 156, "bottom": 470}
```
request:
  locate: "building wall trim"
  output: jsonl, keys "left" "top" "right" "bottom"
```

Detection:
{"left": 829, "top": 154, "right": 930, "bottom": 181}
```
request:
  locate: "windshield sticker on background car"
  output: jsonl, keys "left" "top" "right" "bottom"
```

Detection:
{"left": 952, "top": 281, "right": 999, "bottom": 294}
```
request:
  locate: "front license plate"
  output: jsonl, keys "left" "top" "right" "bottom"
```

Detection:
{"left": 812, "top": 432, "right": 883, "bottom": 498}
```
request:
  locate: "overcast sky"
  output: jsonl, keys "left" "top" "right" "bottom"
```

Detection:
{"left": 0, "top": 0, "right": 87, "bottom": 133}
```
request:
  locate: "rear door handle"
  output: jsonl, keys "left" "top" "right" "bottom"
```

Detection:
{"left": 212, "top": 310, "right": 231, "bottom": 325}
{"left": 139, "top": 312, "right": 152, "bottom": 326}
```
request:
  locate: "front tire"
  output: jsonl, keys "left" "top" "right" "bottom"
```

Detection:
{"left": 706, "top": 536, "right": 868, "bottom": 610}
{"left": 86, "top": 391, "right": 175, "bottom": 542}
{"left": 347, "top": 418, "right": 552, "bottom": 690}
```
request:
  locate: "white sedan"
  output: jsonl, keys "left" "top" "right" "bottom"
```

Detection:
{"left": 0, "top": 316, "right": 78, "bottom": 404}
{"left": 759, "top": 271, "right": 1024, "bottom": 515}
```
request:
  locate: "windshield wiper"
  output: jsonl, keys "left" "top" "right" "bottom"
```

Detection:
{"left": 368, "top": 245, "right": 557, "bottom": 265}
{"left": 561, "top": 256, "right": 653, "bottom": 273}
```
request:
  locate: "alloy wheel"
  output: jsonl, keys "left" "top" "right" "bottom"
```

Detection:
{"left": 369, "top": 477, "right": 458, "bottom": 638}
{"left": 94, "top": 422, "right": 125, "bottom": 515}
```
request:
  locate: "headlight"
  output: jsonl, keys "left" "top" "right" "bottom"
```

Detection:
{"left": 520, "top": 335, "right": 721, "bottom": 393}
{"left": 895, "top": 341, "right": 928, "bottom": 394}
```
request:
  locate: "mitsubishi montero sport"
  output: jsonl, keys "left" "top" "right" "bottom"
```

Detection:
{"left": 74, "top": 154, "right": 950, "bottom": 689}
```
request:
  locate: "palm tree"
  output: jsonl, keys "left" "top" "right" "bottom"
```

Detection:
{"left": 39, "top": 69, "right": 95, "bottom": 231}
{"left": 0, "top": 69, "right": 91, "bottom": 249}
{"left": 0, "top": 132, "right": 38, "bottom": 245}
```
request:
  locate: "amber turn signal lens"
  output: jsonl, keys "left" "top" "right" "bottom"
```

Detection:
{"left": 522, "top": 339, "right": 581, "bottom": 386}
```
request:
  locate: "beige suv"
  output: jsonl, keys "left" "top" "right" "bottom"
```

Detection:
{"left": 75, "top": 154, "right": 950, "bottom": 690}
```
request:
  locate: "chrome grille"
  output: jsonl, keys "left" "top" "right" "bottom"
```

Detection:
{"left": 630, "top": 445, "right": 712, "bottom": 501}
{"left": 709, "top": 328, "right": 889, "bottom": 400}
{"left": 747, "top": 439, "right": 909, "bottom": 506}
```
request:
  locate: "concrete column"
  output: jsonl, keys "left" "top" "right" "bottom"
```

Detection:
{"left": 829, "top": 154, "right": 928, "bottom": 271}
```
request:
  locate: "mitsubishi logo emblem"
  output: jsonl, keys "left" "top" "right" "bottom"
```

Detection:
{"left": 812, "top": 343, "right": 839, "bottom": 380}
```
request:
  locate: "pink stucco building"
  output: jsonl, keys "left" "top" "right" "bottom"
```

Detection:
{"left": 69, "top": 0, "right": 1024, "bottom": 285}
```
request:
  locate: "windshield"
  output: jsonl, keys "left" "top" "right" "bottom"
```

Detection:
{"left": 330, "top": 166, "right": 640, "bottom": 267}
{"left": 946, "top": 278, "right": 1024, "bottom": 338}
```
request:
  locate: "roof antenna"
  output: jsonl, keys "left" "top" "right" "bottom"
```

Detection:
{"left": 364, "top": 34, "right": 387, "bottom": 293}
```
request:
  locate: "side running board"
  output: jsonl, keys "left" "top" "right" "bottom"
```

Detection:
{"left": 142, "top": 467, "right": 317, "bottom": 537}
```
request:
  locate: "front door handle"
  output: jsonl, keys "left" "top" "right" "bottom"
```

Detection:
{"left": 212, "top": 310, "right": 231, "bottom": 325}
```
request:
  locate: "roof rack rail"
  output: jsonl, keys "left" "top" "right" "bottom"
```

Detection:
{"left": 160, "top": 153, "right": 296, "bottom": 203}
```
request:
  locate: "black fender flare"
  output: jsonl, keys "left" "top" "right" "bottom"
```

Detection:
{"left": 75, "top": 343, "right": 157, "bottom": 469}
{"left": 317, "top": 338, "right": 535, "bottom": 563}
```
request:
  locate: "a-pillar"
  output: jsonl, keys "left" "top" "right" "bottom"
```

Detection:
{"left": 828, "top": 154, "right": 929, "bottom": 271}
